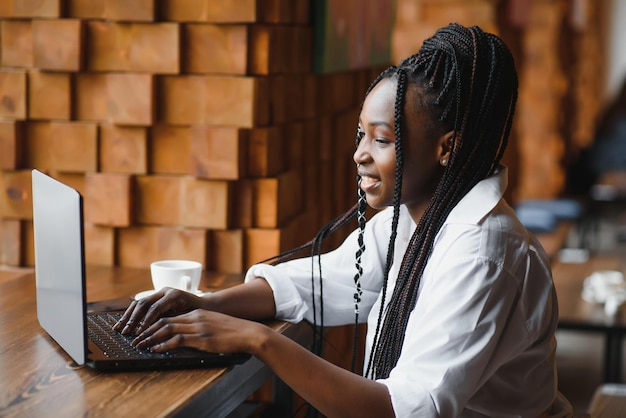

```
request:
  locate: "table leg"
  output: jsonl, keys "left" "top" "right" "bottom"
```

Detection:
{"left": 604, "top": 331, "right": 623, "bottom": 383}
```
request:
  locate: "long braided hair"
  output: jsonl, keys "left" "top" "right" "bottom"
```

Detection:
{"left": 261, "top": 23, "right": 518, "bottom": 380}
{"left": 361, "top": 23, "right": 518, "bottom": 379}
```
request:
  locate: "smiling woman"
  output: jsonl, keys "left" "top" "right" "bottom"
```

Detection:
{"left": 114, "top": 23, "right": 573, "bottom": 418}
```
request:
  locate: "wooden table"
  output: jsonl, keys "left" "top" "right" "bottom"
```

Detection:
{"left": 0, "top": 266, "right": 304, "bottom": 417}
{"left": 551, "top": 255, "right": 626, "bottom": 383}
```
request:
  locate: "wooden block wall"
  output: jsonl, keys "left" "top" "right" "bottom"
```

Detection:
{"left": 0, "top": 0, "right": 371, "bottom": 274}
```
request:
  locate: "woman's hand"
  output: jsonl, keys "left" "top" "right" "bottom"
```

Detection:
{"left": 113, "top": 287, "right": 205, "bottom": 336}
{"left": 131, "top": 309, "right": 267, "bottom": 354}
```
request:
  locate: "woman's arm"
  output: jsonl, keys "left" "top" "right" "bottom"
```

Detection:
{"left": 132, "top": 307, "right": 395, "bottom": 418}
{"left": 114, "top": 278, "right": 276, "bottom": 335}
{"left": 253, "top": 324, "right": 395, "bottom": 418}
{"left": 201, "top": 277, "right": 276, "bottom": 319}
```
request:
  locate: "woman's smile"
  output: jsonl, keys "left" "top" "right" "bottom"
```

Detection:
{"left": 359, "top": 172, "right": 381, "bottom": 193}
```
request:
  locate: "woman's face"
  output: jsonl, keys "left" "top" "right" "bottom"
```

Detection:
{"left": 354, "top": 77, "right": 448, "bottom": 220}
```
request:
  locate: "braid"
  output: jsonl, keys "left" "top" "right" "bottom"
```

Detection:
{"left": 365, "top": 68, "right": 407, "bottom": 378}
{"left": 350, "top": 183, "right": 367, "bottom": 372}
{"left": 367, "top": 24, "right": 518, "bottom": 379}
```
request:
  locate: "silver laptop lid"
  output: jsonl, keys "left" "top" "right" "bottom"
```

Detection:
{"left": 32, "top": 169, "right": 87, "bottom": 365}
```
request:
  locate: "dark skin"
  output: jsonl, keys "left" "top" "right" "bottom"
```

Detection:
{"left": 114, "top": 78, "right": 452, "bottom": 417}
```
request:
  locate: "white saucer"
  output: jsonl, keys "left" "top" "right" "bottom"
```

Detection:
{"left": 134, "top": 289, "right": 209, "bottom": 300}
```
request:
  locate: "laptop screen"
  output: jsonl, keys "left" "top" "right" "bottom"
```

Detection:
{"left": 32, "top": 169, "right": 87, "bottom": 365}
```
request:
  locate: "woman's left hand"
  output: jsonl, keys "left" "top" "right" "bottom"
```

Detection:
{"left": 132, "top": 309, "right": 266, "bottom": 355}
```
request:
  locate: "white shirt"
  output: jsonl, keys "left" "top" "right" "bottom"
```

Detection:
{"left": 245, "top": 167, "right": 572, "bottom": 417}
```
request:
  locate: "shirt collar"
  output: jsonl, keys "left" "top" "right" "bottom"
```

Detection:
{"left": 445, "top": 165, "right": 508, "bottom": 225}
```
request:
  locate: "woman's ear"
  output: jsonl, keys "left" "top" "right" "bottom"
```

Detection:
{"left": 438, "top": 131, "right": 455, "bottom": 167}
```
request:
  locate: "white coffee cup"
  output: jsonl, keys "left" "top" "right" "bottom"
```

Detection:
{"left": 150, "top": 260, "right": 203, "bottom": 293}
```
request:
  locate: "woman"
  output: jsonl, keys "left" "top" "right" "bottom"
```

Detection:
{"left": 114, "top": 23, "right": 572, "bottom": 417}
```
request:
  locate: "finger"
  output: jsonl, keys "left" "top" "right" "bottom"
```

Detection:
{"left": 112, "top": 299, "right": 137, "bottom": 331}
{"left": 134, "top": 319, "right": 198, "bottom": 350}
{"left": 120, "top": 292, "right": 166, "bottom": 335}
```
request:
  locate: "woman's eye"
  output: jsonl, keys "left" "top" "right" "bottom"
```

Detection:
{"left": 356, "top": 127, "right": 365, "bottom": 145}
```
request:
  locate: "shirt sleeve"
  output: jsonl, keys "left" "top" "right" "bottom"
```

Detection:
{"left": 244, "top": 208, "right": 394, "bottom": 326}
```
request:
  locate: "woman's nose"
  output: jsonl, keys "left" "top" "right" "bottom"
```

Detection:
{"left": 353, "top": 139, "right": 368, "bottom": 166}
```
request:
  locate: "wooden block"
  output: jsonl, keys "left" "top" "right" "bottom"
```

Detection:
{"left": 158, "top": 75, "right": 269, "bottom": 127}
{"left": 292, "top": 0, "right": 311, "bottom": 24}
{"left": 99, "top": 125, "right": 148, "bottom": 174}
{"left": 66, "top": 0, "right": 106, "bottom": 18}
{"left": 316, "top": 72, "right": 359, "bottom": 116}
{"left": 0, "top": 170, "right": 32, "bottom": 220}
{"left": 25, "top": 122, "right": 98, "bottom": 172}
{"left": 257, "top": 0, "right": 310, "bottom": 24}
{"left": 107, "top": 0, "right": 155, "bottom": 20}
{"left": 150, "top": 125, "right": 190, "bottom": 174}
{"left": 180, "top": 177, "right": 232, "bottom": 229}
{"left": 208, "top": 229, "right": 244, "bottom": 273}
{"left": 245, "top": 210, "right": 317, "bottom": 266}
{"left": 86, "top": 21, "right": 179, "bottom": 73}
{"left": 256, "top": 0, "right": 289, "bottom": 23}
{"left": 0, "top": 70, "right": 27, "bottom": 119}
{"left": 32, "top": 19, "right": 83, "bottom": 71}
{"left": 278, "top": 26, "right": 311, "bottom": 74}
{"left": 333, "top": 156, "right": 354, "bottom": 215}
{"left": 157, "top": 76, "right": 204, "bottom": 125}
{"left": 334, "top": 108, "right": 360, "bottom": 156}
{"left": 134, "top": 175, "right": 181, "bottom": 225}
{"left": 303, "top": 163, "right": 319, "bottom": 210}
{"left": 117, "top": 226, "right": 208, "bottom": 268}
{"left": 318, "top": 160, "right": 334, "bottom": 225}
{"left": 84, "top": 224, "right": 115, "bottom": 266}
{"left": 248, "top": 126, "right": 284, "bottom": 177}
{"left": 0, "top": 219, "right": 22, "bottom": 265}
{"left": 245, "top": 228, "right": 280, "bottom": 266}
{"left": 283, "top": 122, "right": 305, "bottom": 171}
{"left": 232, "top": 179, "right": 253, "bottom": 228}
{"left": 248, "top": 25, "right": 272, "bottom": 74}
{"left": 291, "top": 26, "right": 313, "bottom": 73}
{"left": 189, "top": 126, "right": 247, "bottom": 180}
{"left": 1, "top": 20, "right": 33, "bottom": 67}
{"left": 74, "top": 73, "right": 108, "bottom": 121}
{"left": 0, "top": 121, "right": 23, "bottom": 169}
{"left": 84, "top": 173, "right": 133, "bottom": 227}
{"left": 0, "top": 0, "right": 61, "bottom": 18}
{"left": 160, "top": 0, "right": 257, "bottom": 22}
{"left": 0, "top": 2, "right": 10, "bottom": 16}
{"left": 249, "top": 26, "right": 311, "bottom": 75}
{"left": 267, "top": 76, "right": 288, "bottom": 123}
{"left": 253, "top": 170, "right": 303, "bottom": 228}
{"left": 107, "top": 73, "right": 153, "bottom": 126}
{"left": 23, "top": 221, "right": 35, "bottom": 266}
{"left": 68, "top": 0, "right": 155, "bottom": 21}
{"left": 50, "top": 171, "right": 86, "bottom": 195}
{"left": 317, "top": 116, "right": 333, "bottom": 162}
{"left": 301, "top": 118, "right": 318, "bottom": 161}
{"left": 184, "top": 24, "right": 248, "bottom": 74}
{"left": 28, "top": 71, "right": 72, "bottom": 120}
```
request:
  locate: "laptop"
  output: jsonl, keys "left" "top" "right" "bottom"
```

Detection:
{"left": 31, "top": 169, "right": 251, "bottom": 371}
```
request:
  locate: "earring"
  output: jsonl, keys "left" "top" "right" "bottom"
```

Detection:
{"left": 440, "top": 158, "right": 448, "bottom": 167}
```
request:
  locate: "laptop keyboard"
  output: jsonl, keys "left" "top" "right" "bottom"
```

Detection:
{"left": 87, "top": 312, "right": 173, "bottom": 359}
